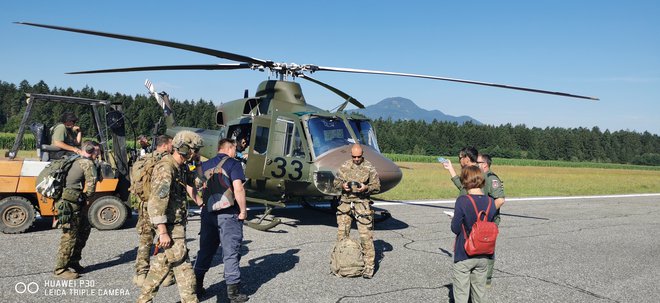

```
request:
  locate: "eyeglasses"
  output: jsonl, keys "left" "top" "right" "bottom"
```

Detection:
{"left": 352, "top": 155, "right": 363, "bottom": 159}
{"left": 477, "top": 161, "right": 485, "bottom": 164}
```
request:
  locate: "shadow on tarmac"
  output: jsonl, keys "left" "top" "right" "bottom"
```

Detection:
{"left": 201, "top": 248, "right": 301, "bottom": 301}
{"left": 259, "top": 204, "right": 410, "bottom": 232}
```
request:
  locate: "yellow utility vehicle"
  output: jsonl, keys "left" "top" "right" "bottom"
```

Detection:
{"left": 1, "top": 94, "right": 132, "bottom": 233}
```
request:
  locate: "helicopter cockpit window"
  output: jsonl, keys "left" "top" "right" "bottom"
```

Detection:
{"left": 253, "top": 126, "right": 269, "bottom": 154}
{"left": 307, "top": 116, "right": 355, "bottom": 157}
{"left": 348, "top": 119, "right": 380, "bottom": 152}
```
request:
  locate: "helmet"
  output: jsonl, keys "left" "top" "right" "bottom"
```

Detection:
{"left": 172, "top": 130, "right": 204, "bottom": 156}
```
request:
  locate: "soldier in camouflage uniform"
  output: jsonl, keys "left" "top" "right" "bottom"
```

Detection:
{"left": 477, "top": 153, "right": 505, "bottom": 287}
{"left": 137, "top": 131, "right": 203, "bottom": 303}
{"left": 333, "top": 144, "right": 380, "bottom": 279}
{"left": 53, "top": 140, "right": 99, "bottom": 280}
{"left": 133, "top": 135, "right": 175, "bottom": 287}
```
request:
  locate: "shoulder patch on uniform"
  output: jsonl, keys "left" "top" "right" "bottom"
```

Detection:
{"left": 492, "top": 179, "right": 500, "bottom": 189}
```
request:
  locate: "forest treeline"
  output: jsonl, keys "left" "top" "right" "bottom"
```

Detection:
{"left": 2, "top": 80, "right": 659, "bottom": 166}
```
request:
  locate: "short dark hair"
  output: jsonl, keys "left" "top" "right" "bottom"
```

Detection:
{"left": 459, "top": 146, "right": 478, "bottom": 163}
{"left": 460, "top": 165, "right": 484, "bottom": 190}
{"left": 218, "top": 138, "right": 236, "bottom": 150}
{"left": 156, "top": 135, "right": 172, "bottom": 147}
{"left": 479, "top": 154, "right": 492, "bottom": 167}
{"left": 81, "top": 140, "right": 98, "bottom": 154}
{"left": 61, "top": 112, "right": 78, "bottom": 123}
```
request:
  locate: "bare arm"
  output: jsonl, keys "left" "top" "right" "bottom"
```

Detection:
{"left": 186, "top": 185, "right": 203, "bottom": 207}
{"left": 233, "top": 179, "right": 248, "bottom": 220}
{"left": 495, "top": 197, "right": 505, "bottom": 209}
{"left": 442, "top": 159, "right": 458, "bottom": 177}
{"left": 52, "top": 140, "right": 80, "bottom": 154}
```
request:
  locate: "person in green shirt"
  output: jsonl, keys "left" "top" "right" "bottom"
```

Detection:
{"left": 477, "top": 153, "right": 505, "bottom": 288}
{"left": 51, "top": 112, "right": 82, "bottom": 159}
{"left": 442, "top": 146, "right": 479, "bottom": 196}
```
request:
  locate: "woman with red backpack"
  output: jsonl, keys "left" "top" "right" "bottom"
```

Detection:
{"left": 450, "top": 165, "right": 498, "bottom": 303}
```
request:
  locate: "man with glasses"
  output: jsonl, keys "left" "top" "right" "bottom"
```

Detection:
{"left": 441, "top": 146, "right": 479, "bottom": 195}
{"left": 334, "top": 144, "right": 381, "bottom": 278}
{"left": 137, "top": 130, "right": 203, "bottom": 303}
{"left": 477, "top": 153, "right": 505, "bottom": 288}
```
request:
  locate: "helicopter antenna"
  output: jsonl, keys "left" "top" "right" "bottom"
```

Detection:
{"left": 145, "top": 79, "right": 176, "bottom": 127}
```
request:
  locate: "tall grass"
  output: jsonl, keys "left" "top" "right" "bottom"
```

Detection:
{"left": 376, "top": 161, "right": 660, "bottom": 201}
{"left": 383, "top": 153, "right": 660, "bottom": 171}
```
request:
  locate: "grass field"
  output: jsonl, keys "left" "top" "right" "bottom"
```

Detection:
{"left": 375, "top": 162, "right": 660, "bottom": 201}
{"left": 4, "top": 150, "right": 658, "bottom": 201}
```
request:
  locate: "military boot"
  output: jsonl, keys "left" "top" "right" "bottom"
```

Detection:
{"left": 227, "top": 283, "right": 249, "bottom": 303}
{"left": 362, "top": 266, "right": 374, "bottom": 279}
{"left": 54, "top": 269, "right": 79, "bottom": 280}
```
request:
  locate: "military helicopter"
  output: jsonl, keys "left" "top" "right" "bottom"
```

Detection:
{"left": 16, "top": 22, "right": 598, "bottom": 230}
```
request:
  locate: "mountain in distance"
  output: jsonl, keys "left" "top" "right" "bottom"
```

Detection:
{"left": 347, "top": 97, "right": 481, "bottom": 124}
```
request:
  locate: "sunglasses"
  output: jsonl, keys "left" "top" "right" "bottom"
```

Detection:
{"left": 352, "top": 155, "right": 363, "bottom": 159}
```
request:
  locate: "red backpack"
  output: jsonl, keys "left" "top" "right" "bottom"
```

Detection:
{"left": 461, "top": 195, "right": 498, "bottom": 256}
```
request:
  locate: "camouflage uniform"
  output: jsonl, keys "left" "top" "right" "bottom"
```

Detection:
{"left": 134, "top": 151, "right": 174, "bottom": 279}
{"left": 54, "top": 156, "right": 97, "bottom": 274}
{"left": 333, "top": 159, "right": 380, "bottom": 274}
{"left": 137, "top": 154, "right": 197, "bottom": 303}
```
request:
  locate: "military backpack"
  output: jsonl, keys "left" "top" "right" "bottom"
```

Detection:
{"left": 129, "top": 152, "right": 162, "bottom": 202}
{"left": 330, "top": 238, "right": 365, "bottom": 277}
{"left": 36, "top": 154, "right": 80, "bottom": 200}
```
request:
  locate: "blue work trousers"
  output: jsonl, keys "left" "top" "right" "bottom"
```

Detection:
{"left": 193, "top": 207, "right": 244, "bottom": 285}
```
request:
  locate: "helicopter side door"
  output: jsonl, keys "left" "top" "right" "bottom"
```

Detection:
{"left": 263, "top": 115, "right": 310, "bottom": 183}
{"left": 245, "top": 116, "right": 270, "bottom": 181}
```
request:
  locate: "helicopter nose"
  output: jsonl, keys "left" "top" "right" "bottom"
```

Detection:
{"left": 314, "top": 145, "right": 402, "bottom": 194}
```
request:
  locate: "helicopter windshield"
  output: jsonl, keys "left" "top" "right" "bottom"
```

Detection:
{"left": 307, "top": 116, "right": 355, "bottom": 157}
{"left": 348, "top": 119, "right": 380, "bottom": 152}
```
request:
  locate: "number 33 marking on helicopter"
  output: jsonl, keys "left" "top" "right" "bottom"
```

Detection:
{"left": 271, "top": 157, "right": 303, "bottom": 180}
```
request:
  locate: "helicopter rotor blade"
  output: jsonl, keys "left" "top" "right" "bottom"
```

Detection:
{"left": 298, "top": 74, "right": 365, "bottom": 109}
{"left": 67, "top": 63, "right": 252, "bottom": 74}
{"left": 308, "top": 65, "right": 599, "bottom": 101}
{"left": 15, "top": 22, "right": 270, "bottom": 67}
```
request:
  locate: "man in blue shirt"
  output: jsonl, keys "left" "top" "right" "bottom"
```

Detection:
{"left": 193, "top": 138, "right": 249, "bottom": 302}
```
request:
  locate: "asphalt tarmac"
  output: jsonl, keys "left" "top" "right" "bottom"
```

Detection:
{"left": 1, "top": 194, "right": 659, "bottom": 303}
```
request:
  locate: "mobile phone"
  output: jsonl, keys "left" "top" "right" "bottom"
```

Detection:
{"left": 437, "top": 157, "right": 447, "bottom": 163}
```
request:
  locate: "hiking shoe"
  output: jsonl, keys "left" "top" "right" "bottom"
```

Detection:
{"left": 133, "top": 274, "right": 147, "bottom": 287}
{"left": 68, "top": 263, "right": 85, "bottom": 274}
{"left": 54, "top": 269, "right": 79, "bottom": 280}
{"left": 486, "top": 278, "right": 492, "bottom": 288}
{"left": 162, "top": 272, "right": 176, "bottom": 287}
{"left": 362, "top": 267, "right": 374, "bottom": 279}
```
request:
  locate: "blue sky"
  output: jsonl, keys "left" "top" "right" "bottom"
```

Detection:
{"left": 1, "top": 1, "right": 658, "bottom": 134}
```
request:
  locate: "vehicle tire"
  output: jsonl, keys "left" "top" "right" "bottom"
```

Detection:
{"left": 88, "top": 196, "right": 128, "bottom": 230}
{"left": 0, "top": 196, "right": 36, "bottom": 234}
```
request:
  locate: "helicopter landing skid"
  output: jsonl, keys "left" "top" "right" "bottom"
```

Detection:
{"left": 245, "top": 206, "right": 281, "bottom": 231}
{"left": 301, "top": 199, "right": 392, "bottom": 224}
